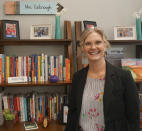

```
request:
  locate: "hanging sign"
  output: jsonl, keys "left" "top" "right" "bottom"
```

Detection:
{"left": 5, "top": 1, "right": 58, "bottom": 15}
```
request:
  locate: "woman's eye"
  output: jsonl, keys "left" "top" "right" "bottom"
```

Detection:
{"left": 85, "top": 42, "right": 91, "bottom": 46}
{"left": 96, "top": 41, "right": 102, "bottom": 45}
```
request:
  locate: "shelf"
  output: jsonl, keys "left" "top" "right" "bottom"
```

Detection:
{"left": 135, "top": 80, "right": 142, "bottom": 84}
{"left": 109, "top": 40, "right": 142, "bottom": 45}
{"left": 0, "top": 120, "right": 65, "bottom": 131}
{"left": 0, "top": 80, "right": 72, "bottom": 87}
{"left": 0, "top": 39, "right": 72, "bottom": 46}
{"left": 76, "top": 40, "right": 142, "bottom": 46}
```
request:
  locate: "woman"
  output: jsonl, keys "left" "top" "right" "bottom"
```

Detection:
{"left": 65, "top": 28, "right": 140, "bottom": 131}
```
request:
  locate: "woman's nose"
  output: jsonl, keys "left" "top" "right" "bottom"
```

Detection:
{"left": 90, "top": 43, "right": 97, "bottom": 48}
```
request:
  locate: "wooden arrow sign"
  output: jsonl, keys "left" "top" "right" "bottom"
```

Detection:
{"left": 5, "top": 1, "right": 63, "bottom": 15}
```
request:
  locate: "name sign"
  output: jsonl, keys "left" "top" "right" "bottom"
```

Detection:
{"left": 5, "top": 1, "right": 57, "bottom": 15}
{"left": 8, "top": 76, "right": 28, "bottom": 83}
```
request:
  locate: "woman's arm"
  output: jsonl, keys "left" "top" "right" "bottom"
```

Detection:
{"left": 123, "top": 71, "right": 140, "bottom": 131}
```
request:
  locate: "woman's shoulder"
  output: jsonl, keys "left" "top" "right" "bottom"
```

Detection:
{"left": 107, "top": 61, "right": 130, "bottom": 77}
{"left": 72, "top": 66, "right": 89, "bottom": 79}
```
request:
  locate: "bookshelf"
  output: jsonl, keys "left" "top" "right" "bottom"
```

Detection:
{"left": 109, "top": 40, "right": 142, "bottom": 45}
{"left": 0, "top": 120, "right": 65, "bottom": 131}
{"left": 0, "top": 21, "right": 73, "bottom": 130}
{"left": 74, "top": 21, "right": 142, "bottom": 128}
{"left": 0, "top": 39, "right": 72, "bottom": 46}
{"left": 0, "top": 80, "right": 72, "bottom": 87}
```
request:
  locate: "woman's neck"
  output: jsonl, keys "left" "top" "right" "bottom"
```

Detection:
{"left": 88, "top": 58, "right": 106, "bottom": 79}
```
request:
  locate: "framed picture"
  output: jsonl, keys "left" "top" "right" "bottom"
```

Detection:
{"left": 114, "top": 26, "right": 136, "bottom": 40}
{"left": 62, "top": 105, "right": 68, "bottom": 124}
{"left": 30, "top": 24, "right": 52, "bottom": 39}
{"left": 0, "top": 20, "right": 20, "bottom": 40}
{"left": 83, "top": 20, "right": 97, "bottom": 29}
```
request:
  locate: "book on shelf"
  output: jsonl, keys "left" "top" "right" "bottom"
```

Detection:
{"left": 106, "top": 47, "right": 124, "bottom": 67}
{"left": 0, "top": 53, "right": 71, "bottom": 84}
{"left": 24, "top": 122, "right": 38, "bottom": 130}
{"left": 121, "top": 58, "right": 142, "bottom": 81}
{"left": 2, "top": 94, "right": 68, "bottom": 123}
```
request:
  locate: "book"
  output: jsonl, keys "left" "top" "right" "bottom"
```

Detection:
{"left": 106, "top": 47, "right": 124, "bottom": 67}
{"left": 121, "top": 58, "right": 142, "bottom": 80}
{"left": 24, "top": 122, "right": 38, "bottom": 130}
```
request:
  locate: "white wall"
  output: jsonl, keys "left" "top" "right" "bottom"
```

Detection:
{"left": 0, "top": 0, "right": 141, "bottom": 57}
{"left": 1, "top": 0, "right": 142, "bottom": 39}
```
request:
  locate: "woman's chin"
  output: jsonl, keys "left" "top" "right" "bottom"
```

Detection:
{"left": 88, "top": 56, "right": 104, "bottom": 62}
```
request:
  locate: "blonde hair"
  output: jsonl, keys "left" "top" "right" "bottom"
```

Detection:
{"left": 79, "top": 28, "right": 110, "bottom": 48}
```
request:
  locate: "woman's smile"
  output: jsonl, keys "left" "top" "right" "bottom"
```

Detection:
{"left": 88, "top": 50, "right": 100, "bottom": 55}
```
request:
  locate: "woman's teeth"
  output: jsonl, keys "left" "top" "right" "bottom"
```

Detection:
{"left": 89, "top": 51, "right": 99, "bottom": 55}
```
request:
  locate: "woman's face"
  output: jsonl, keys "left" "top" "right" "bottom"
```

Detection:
{"left": 83, "top": 32, "right": 107, "bottom": 63}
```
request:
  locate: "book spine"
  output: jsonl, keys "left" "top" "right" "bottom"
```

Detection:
{"left": 48, "top": 56, "right": 51, "bottom": 78}
{"left": 26, "top": 56, "right": 28, "bottom": 78}
{"left": 35, "top": 95, "right": 39, "bottom": 122}
{"left": 38, "top": 56, "right": 40, "bottom": 82}
{"left": 2, "top": 96, "right": 8, "bottom": 110}
{"left": 34, "top": 55, "right": 37, "bottom": 82}
{"left": 21, "top": 56, "right": 24, "bottom": 76}
{"left": 20, "top": 96, "right": 24, "bottom": 121}
{"left": 49, "top": 97, "right": 52, "bottom": 120}
{"left": 40, "top": 55, "right": 42, "bottom": 81}
{"left": 10, "top": 56, "right": 13, "bottom": 77}
{"left": 50, "top": 56, "right": 54, "bottom": 76}
{"left": 31, "top": 55, "right": 35, "bottom": 82}
{"left": 54, "top": 56, "right": 57, "bottom": 76}
{"left": 24, "top": 97, "right": 28, "bottom": 121}
{"left": 6, "top": 56, "right": 9, "bottom": 82}
{"left": 14, "top": 97, "right": 19, "bottom": 122}
{"left": 24, "top": 56, "right": 26, "bottom": 77}
{"left": 18, "top": 56, "right": 22, "bottom": 77}
{"left": 39, "top": 96, "right": 42, "bottom": 122}
{"left": 33, "top": 94, "right": 35, "bottom": 122}
{"left": 16, "top": 57, "right": 18, "bottom": 77}
{"left": 56, "top": 56, "right": 59, "bottom": 79}
{"left": 16, "top": 96, "right": 20, "bottom": 120}
{"left": 45, "top": 54, "right": 48, "bottom": 81}
{"left": 2, "top": 54, "right": 5, "bottom": 83}
{"left": 7, "top": 96, "right": 10, "bottom": 111}
{"left": 21, "top": 96, "right": 25, "bottom": 122}
{"left": 27, "top": 96, "right": 31, "bottom": 121}
{"left": 0, "top": 54, "right": 2, "bottom": 84}
{"left": 41, "top": 53, "right": 45, "bottom": 81}
{"left": 13, "top": 56, "right": 16, "bottom": 77}
{"left": 28, "top": 56, "right": 31, "bottom": 82}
